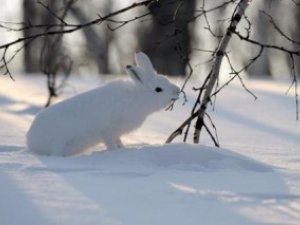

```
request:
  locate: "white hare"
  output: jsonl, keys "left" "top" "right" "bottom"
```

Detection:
{"left": 26, "top": 51, "right": 180, "bottom": 156}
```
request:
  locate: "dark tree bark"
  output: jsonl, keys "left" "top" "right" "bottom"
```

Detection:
{"left": 246, "top": 1, "right": 272, "bottom": 77}
{"left": 293, "top": 6, "right": 300, "bottom": 76}
{"left": 23, "top": 0, "right": 67, "bottom": 74}
{"left": 139, "top": 0, "right": 196, "bottom": 76}
{"left": 23, "top": 0, "right": 110, "bottom": 75}
{"left": 23, "top": 0, "right": 47, "bottom": 73}
{"left": 70, "top": 5, "right": 110, "bottom": 74}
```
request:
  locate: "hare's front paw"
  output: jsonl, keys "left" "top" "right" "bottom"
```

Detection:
{"left": 105, "top": 137, "right": 124, "bottom": 150}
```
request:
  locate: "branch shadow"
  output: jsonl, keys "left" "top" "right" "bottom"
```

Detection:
{"left": 0, "top": 168, "right": 53, "bottom": 225}
{"left": 0, "top": 93, "right": 41, "bottom": 116}
{"left": 214, "top": 105, "right": 300, "bottom": 144}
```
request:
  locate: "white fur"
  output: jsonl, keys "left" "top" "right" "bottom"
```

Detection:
{"left": 26, "top": 51, "right": 180, "bottom": 156}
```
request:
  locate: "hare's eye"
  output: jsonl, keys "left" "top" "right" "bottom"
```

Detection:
{"left": 155, "top": 87, "right": 163, "bottom": 93}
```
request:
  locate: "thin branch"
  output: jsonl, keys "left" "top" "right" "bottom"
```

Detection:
{"left": 260, "top": 10, "right": 300, "bottom": 46}
{"left": 210, "top": 47, "right": 262, "bottom": 99}
{"left": 189, "top": 0, "right": 238, "bottom": 23}
{"left": 106, "top": 12, "right": 151, "bottom": 31}
{"left": 203, "top": 122, "right": 220, "bottom": 147}
{"left": 286, "top": 53, "right": 299, "bottom": 120}
{"left": 0, "top": 47, "right": 14, "bottom": 80}
{"left": 204, "top": 112, "right": 220, "bottom": 147}
{"left": 222, "top": 52, "right": 257, "bottom": 100}
{"left": 202, "top": 1, "right": 223, "bottom": 39}
{"left": 37, "top": 0, "right": 68, "bottom": 25}
{"left": 166, "top": 109, "right": 199, "bottom": 143}
{"left": 1, "top": 0, "right": 154, "bottom": 50}
{"left": 233, "top": 30, "right": 300, "bottom": 56}
{"left": 167, "top": 70, "right": 212, "bottom": 143}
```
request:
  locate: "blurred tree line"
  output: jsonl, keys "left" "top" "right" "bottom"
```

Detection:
{"left": 22, "top": 0, "right": 300, "bottom": 77}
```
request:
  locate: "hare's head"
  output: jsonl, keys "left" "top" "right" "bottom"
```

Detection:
{"left": 126, "top": 51, "right": 180, "bottom": 110}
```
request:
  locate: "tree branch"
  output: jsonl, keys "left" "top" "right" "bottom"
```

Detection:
{"left": 0, "top": 0, "right": 155, "bottom": 77}
{"left": 193, "top": 0, "right": 250, "bottom": 144}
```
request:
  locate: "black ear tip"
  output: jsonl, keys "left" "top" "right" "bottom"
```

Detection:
{"left": 126, "top": 65, "right": 132, "bottom": 69}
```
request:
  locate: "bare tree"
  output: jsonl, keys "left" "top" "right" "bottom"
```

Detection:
{"left": 69, "top": 2, "right": 111, "bottom": 74}
{"left": 167, "top": 0, "right": 300, "bottom": 145}
{"left": 293, "top": 2, "right": 300, "bottom": 77}
{"left": 23, "top": 0, "right": 47, "bottom": 73}
{"left": 139, "top": 0, "right": 196, "bottom": 76}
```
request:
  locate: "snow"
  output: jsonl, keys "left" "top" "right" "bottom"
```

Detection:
{"left": 0, "top": 74, "right": 300, "bottom": 225}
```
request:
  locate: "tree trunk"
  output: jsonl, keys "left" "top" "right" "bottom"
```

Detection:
{"left": 246, "top": 0, "right": 273, "bottom": 77}
{"left": 193, "top": 0, "right": 250, "bottom": 143}
{"left": 23, "top": 0, "right": 68, "bottom": 74}
{"left": 293, "top": 6, "right": 300, "bottom": 76}
{"left": 139, "top": 0, "right": 196, "bottom": 76}
{"left": 23, "top": 0, "right": 46, "bottom": 73}
{"left": 70, "top": 5, "right": 110, "bottom": 74}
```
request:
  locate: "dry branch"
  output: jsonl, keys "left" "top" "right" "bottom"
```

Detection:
{"left": 167, "top": 0, "right": 251, "bottom": 145}
{"left": 193, "top": 0, "right": 250, "bottom": 143}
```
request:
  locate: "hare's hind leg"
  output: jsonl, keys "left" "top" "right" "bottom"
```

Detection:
{"left": 116, "top": 138, "right": 124, "bottom": 148}
{"left": 104, "top": 136, "right": 124, "bottom": 150}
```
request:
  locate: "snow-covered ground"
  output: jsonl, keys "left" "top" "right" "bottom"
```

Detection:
{"left": 0, "top": 74, "right": 299, "bottom": 225}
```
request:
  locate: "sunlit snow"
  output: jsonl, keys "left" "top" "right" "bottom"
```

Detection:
{"left": 1, "top": 74, "right": 300, "bottom": 225}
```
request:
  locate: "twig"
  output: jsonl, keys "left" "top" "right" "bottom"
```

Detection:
{"left": 189, "top": 0, "right": 239, "bottom": 23}
{"left": 106, "top": 12, "right": 151, "bottom": 31}
{"left": 204, "top": 112, "right": 220, "bottom": 147}
{"left": 233, "top": 30, "right": 300, "bottom": 56}
{"left": 203, "top": 122, "right": 220, "bottom": 147}
{"left": 38, "top": 0, "right": 68, "bottom": 25}
{"left": 286, "top": 53, "right": 299, "bottom": 120}
{"left": 223, "top": 52, "right": 257, "bottom": 100}
{"left": 260, "top": 10, "right": 300, "bottom": 46}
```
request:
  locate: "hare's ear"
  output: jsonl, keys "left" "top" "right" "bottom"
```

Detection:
{"left": 126, "top": 65, "right": 147, "bottom": 84}
{"left": 135, "top": 51, "right": 156, "bottom": 75}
